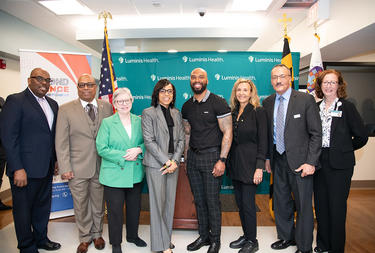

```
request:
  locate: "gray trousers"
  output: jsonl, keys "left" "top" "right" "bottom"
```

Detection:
{"left": 146, "top": 166, "right": 179, "bottom": 252}
{"left": 69, "top": 171, "right": 104, "bottom": 243}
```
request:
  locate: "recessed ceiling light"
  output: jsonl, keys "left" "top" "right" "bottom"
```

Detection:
{"left": 230, "top": 0, "right": 273, "bottom": 11}
{"left": 38, "top": 0, "right": 94, "bottom": 15}
{"left": 168, "top": 49, "right": 178, "bottom": 53}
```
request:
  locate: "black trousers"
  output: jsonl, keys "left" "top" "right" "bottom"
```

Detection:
{"left": 10, "top": 173, "right": 53, "bottom": 253}
{"left": 232, "top": 179, "right": 257, "bottom": 241}
{"left": 273, "top": 151, "right": 314, "bottom": 252}
{"left": 0, "top": 142, "right": 6, "bottom": 189}
{"left": 103, "top": 182, "right": 142, "bottom": 246}
{"left": 186, "top": 149, "right": 222, "bottom": 243}
{"left": 314, "top": 148, "right": 353, "bottom": 253}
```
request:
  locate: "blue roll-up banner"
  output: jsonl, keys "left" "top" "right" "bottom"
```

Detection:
{"left": 112, "top": 51, "right": 300, "bottom": 194}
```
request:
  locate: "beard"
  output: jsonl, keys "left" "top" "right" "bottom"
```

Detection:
{"left": 190, "top": 81, "right": 207, "bottom": 94}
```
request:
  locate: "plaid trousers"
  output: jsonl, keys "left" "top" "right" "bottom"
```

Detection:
{"left": 186, "top": 149, "right": 222, "bottom": 243}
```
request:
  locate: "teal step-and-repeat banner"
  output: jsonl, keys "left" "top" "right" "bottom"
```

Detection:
{"left": 112, "top": 51, "right": 300, "bottom": 194}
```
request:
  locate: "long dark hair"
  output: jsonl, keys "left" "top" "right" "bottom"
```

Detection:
{"left": 151, "top": 79, "right": 176, "bottom": 108}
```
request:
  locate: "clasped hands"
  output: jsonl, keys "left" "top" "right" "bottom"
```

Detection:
{"left": 160, "top": 159, "right": 178, "bottom": 175}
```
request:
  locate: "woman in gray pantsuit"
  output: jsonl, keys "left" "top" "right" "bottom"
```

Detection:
{"left": 141, "top": 79, "right": 185, "bottom": 253}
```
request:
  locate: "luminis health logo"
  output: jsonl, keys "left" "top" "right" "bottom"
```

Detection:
{"left": 248, "top": 56, "right": 254, "bottom": 63}
{"left": 150, "top": 74, "right": 156, "bottom": 81}
{"left": 182, "top": 56, "right": 188, "bottom": 62}
{"left": 183, "top": 93, "right": 189, "bottom": 99}
{"left": 214, "top": 74, "right": 220, "bottom": 80}
{"left": 118, "top": 57, "right": 124, "bottom": 64}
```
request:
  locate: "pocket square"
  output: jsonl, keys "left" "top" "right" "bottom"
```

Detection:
{"left": 293, "top": 114, "right": 301, "bottom": 118}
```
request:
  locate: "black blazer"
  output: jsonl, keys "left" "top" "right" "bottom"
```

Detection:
{"left": 263, "top": 89, "right": 322, "bottom": 171}
{"left": 227, "top": 103, "right": 268, "bottom": 184}
{"left": 317, "top": 98, "right": 368, "bottom": 169}
{"left": 0, "top": 88, "right": 58, "bottom": 178}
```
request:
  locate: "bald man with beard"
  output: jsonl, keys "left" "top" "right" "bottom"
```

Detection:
{"left": 1, "top": 68, "right": 61, "bottom": 253}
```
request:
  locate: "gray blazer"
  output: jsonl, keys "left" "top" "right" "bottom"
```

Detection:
{"left": 141, "top": 104, "right": 185, "bottom": 168}
{"left": 263, "top": 89, "right": 322, "bottom": 171}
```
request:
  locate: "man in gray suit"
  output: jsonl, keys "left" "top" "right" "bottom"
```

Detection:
{"left": 55, "top": 74, "right": 113, "bottom": 253}
{"left": 263, "top": 64, "right": 322, "bottom": 253}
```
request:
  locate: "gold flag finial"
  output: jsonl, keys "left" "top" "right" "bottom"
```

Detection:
{"left": 278, "top": 13, "right": 292, "bottom": 36}
{"left": 98, "top": 11, "right": 112, "bottom": 27}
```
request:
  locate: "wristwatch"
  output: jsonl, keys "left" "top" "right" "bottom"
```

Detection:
{"left": 219, "top": 157, "right": 227, "bottom": 163}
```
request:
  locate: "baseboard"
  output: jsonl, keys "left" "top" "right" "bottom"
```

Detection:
{"left": 351, "top": 180, "right": 375, "bottom": 189}
{"left": 0, "top": 188, "right": 11, "bottom": 201}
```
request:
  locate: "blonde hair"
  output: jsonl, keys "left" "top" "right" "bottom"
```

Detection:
{"left": 229, "top": 78, "right": 260, "bottom": 111}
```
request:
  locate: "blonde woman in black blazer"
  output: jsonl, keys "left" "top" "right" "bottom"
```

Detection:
{"left": 313, "top": 69, "right": 368, "bottom": 253}
{"left": 227, "top": 79, "right": 267, "bottom": 253}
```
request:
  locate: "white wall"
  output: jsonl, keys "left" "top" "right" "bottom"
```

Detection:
{"left": 353, "top": 138, "right": 375, "bottom": 180}
{"left": 0, "top": 57, "right": 21, "bottom": 99}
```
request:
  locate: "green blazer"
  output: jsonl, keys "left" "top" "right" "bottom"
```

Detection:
{"left": 96, "top": 113, "right": 145, "bottom": 188}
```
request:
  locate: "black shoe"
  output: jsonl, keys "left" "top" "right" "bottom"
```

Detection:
{"left": 112, "top": 244, "right": 122, "bottom": 253}
{"left": 230, "top": 236, "right": 247, "bottom": 249}
{"left": 271, "top": 239, "right": 296, "bottom": 250}
{"left": 127, "top": 237, "right": 147, "bottom": 247}
{"left": 37, "top": 239, "right": 61, "bottom": 251}
{"left": 314, "top": 247, "right": 329, "bottom": 253}
{"left": 170, "top": 242, "right": 175, "bottom": 249}
{"left": 0, "top": 201, "right": 12, "bottom": 211}
{"left": 295, "top": 250, "right": 312, "bottom": 253}
{"left": 239, "top": 240, "right": 259, "bottom": 253}
{"left": 187, "top": 236, "right": 210, "bottom": 251}
{"left": 207, "top": 242, "right": 220, "bottom": 253}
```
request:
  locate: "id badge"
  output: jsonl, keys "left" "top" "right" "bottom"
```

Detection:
{"left": 330, "top": 110, "right": 342, "bottom": 117}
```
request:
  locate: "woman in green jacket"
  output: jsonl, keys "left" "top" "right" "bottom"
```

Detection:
{"left": 96, "top": 88, "right": 146, "bottom": 253}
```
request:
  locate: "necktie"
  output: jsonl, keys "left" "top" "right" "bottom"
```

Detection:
{"left": 38, "top": 97, "right": 52, "bottom": 129}
{"left": 87, "top": 103, "right": 95, "bottom": 122}
{"left": 276, "top": 96, "right": 285, "bottom": 154}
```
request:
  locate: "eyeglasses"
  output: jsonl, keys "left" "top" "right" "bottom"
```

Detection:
{"left": 271, "top": 74, "right": 290, "bottom": 80}
{"left": 77, "top": 82, "right": 96, "bottom": 88}
{"left": 160, "top": 89, "right": 174, "bottom": 95}
{"left": 30, "top": 76, "right": 52, "bottom": 84}
{"left": 115, "top": 99, "right": 132, "bottom": 105}
{"left": 322, "top": 81, "right": 338, "bottom": 86}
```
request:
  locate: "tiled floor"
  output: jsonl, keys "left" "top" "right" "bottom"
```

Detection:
{"left": 0, "top": 222, "right": 315, "bottom": 253}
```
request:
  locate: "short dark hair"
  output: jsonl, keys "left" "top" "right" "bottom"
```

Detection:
{"left": 151, "top": 79, "right": 176, "bottom": 108}
{"left": 271, "top": 64, "right": 291, "bottom": 75}
{"left": 315, "top": 69, "right": 347, "bottom": 99}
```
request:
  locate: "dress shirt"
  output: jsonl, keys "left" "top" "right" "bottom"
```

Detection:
{"left": 28, "top": 87, "right": 54, "bottom": 130}
{"left": 80, "top": 99, "right": 98, "bottom": 116}
{"left": 273, "top": 87, "right": 292, "bottom": 144}
{"left": 319, "top": 98, "right": 339, "bottom": 148}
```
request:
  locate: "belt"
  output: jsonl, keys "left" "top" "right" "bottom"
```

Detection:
{"left": 190, "top": 146, "right": 220, "bottom": 154}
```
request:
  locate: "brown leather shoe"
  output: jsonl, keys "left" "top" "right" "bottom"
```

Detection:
{"left": 93, "top": 237, "right": 105, "bottom": 250}
{"left": 77, "top": 241, "right": 92, "bottom": 253}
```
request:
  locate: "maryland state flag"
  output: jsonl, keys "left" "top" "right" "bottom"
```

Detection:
{"left": 281, "top": 36, "right": 295, "bottom": 89}
{"left": 98, "top": 26, "right": 118, "bottom": 106}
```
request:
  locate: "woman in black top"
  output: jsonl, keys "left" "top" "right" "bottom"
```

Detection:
{"left": 228, "top": 79, "right": 267, "bottom": 253}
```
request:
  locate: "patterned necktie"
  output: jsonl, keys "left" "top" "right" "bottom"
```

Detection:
{"left": 87, "top": 103, "right": 95, "bottom": 122}
{"left": 276, "top": 96, "right": 285, "bottom": 154}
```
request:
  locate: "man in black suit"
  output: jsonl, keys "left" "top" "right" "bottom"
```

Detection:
{"left": 263, "top": 64, "right": 322, "bottom": 253}
{"left": 1, "top": 68, "right": 61, "bottom": 253}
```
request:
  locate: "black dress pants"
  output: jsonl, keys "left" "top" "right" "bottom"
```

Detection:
{"left": 187, "top": 149, "right": 222, "bottom": 243}
{"left": 273, "top": 151, "right": 314, "bottom": 252}
{"left": 232, "top": 179, "right": 257, "bottom": 241}
{"left": 314, "top": 148, "right": 353, "bottom": 253}
{"left": 10, "top": 173, "right": 53, "bottom": 253}
{"left": 104, "top": 182, "right": 142, "bottom": 246}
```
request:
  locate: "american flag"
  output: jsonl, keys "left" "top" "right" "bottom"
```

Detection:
{"left": 99, "top": 26, "right": 117, "bottom": 106}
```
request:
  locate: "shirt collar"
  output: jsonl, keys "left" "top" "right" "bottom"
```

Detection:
{"left": 193, "top": 90, "right": 211, "bottom": 102}
{"left": 80, "top": 98, "right": 97, "bottom": 108}
{"left": 276, "top": 87, "right": 292, "bottom": 101}
{"left": 28, "top": 87, "right": 46, "bottom": 101}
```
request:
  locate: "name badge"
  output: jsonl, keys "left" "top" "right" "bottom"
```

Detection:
{"left": 330, "top": 110, "right": 342, "bottom": 117}
{"left": 293, "top": 114, "right": 301, "bottom": 118}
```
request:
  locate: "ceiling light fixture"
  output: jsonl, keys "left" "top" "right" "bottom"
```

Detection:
{"left": 168, "top": 49, "right": 178, "bottom": 53}
{"left": 38, "top": 0, "right": 94, "bottom": 15}
{"left": 217, "top": 49, "right": 228, "bottom": 53}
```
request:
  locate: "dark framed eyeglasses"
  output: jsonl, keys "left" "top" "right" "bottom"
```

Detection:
{"left": 160, "top": 89, "right": 174, "bottom": 95}
{"left": 77, "top": 82, "right": 96, "bottom": 88}
{"left": 30, "top": 76, "right": 52, "bottom": 84}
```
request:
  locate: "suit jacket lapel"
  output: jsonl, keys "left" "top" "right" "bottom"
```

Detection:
{"left": 268, "top": 94, "right": 276, "bottom": 137}
{"left": 25, "top": 89, "right": 50, "bottom": 131}
{"left": 285, "top": 89, "right": 297, "bottom": 129}
{"left": 112, "top": 113, "right": 131, "bottom": 143}
{"left": 74, "top": 99, "right": 95, "bottom": 136}
{"left": 330, "top": 98, "right": 341, "bottom": 136}
{"left": 156, "top": 105, "right": 169, "bottom": 134}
